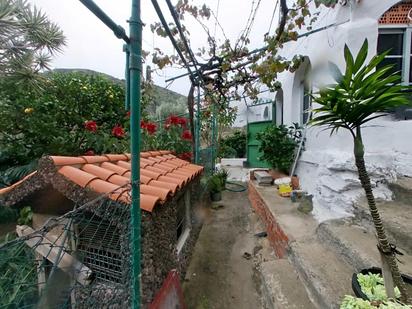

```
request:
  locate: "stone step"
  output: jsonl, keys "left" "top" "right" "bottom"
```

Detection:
{"left": 317, "top": 219, "right": 412, "bottom": 277}
{"left": 354, "top": 200, "right": 412, "bottom": 255}
{"left": 288, "top": 238, "right": 354, "bottom": 309}
{"left": 389, "top": 177, "right": 412, "bottom": 204}
{"left": 259, "top": 259, "right": 316, "bottom": 309}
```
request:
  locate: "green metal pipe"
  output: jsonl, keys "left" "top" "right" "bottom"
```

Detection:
{"left": 78, "top": 0, "right": 130, "bottom": 43}
{"left": 124, "top": 45, "right": 131, "bottom": 111}
{"left": 195, "top": 86, "right": 201, "bottom": 164}
{"left": 129, "top": 0, "right": 142, "bottom": 308}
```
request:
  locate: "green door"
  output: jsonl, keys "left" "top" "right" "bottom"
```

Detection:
{"left": 247, "top": 121, "right": 272, "bottom": 168}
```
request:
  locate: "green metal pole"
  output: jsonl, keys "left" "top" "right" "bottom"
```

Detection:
{"left": 124, "top": 45, "right": 131, "bottom": 111}
{"left": 129, "top": 0, "right": 142, "bottom": 308}
{"left": 195, "top": 86, "right": 201, "bottom": 164}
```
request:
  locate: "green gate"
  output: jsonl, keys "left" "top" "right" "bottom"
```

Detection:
{"left": 246, "top": 121, "right": 272, "bottom": 168}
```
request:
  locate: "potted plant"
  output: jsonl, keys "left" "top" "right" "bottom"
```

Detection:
{"left": 311, "top": 39, "right": 411, "bottom": 304}
{"left": 207, "top": 174, "right": 224, "bottom": 202}
{"left": 256, "top": 123, "right": 303, "bottom": 179}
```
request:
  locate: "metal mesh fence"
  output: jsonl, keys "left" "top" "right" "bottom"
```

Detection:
{"left": 0, "top": 187, "right": 132, "bottom": 309}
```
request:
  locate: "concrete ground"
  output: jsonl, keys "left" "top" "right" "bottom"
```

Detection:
{"left": 183, "top": 188, "right": 265, "bottom": 309}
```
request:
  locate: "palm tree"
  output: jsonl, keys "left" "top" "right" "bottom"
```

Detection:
{"left": 0, "top": 0, "right": 65, "bottom": 89}
{"left": 311, "top": 39, "right": 411, "bottom": 304}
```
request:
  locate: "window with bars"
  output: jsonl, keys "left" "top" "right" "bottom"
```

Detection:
{"left": 378, "top": 27, "right": 412, "bottom": 120}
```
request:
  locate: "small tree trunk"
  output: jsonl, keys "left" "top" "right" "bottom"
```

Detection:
{"left": 354, "top": 128, "right": 410, "bottom": 304}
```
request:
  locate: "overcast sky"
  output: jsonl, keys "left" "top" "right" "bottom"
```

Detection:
{"left": 30, "top": 0, "right": 279, "bottom": 96}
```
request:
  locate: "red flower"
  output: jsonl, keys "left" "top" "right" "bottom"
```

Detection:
{"left": 84, "top": 149, "right": 95, "bottom": 156}
{"left": 140, "top": 120, "right": 147, "bottom": 129}
{"left": 112, "top": 125, "right": 125, "bottom": 138}
{"left": 126, "top": 111, "right": 131, "bottom": 118}
{"left": 145, "top": 122, "right": 157, "bottom": 135}
{"left": 178, "top": 152, "right": 192, "bottom": 162}
{"left": 181, "top": 130, "right": 192, "bottom": 140}
{"left": 84, "top": 120, "right": 97, "bottom": 132}
{"left": 166, "top": 115, "right": 180, "bottom": 126}
{"left": 177, "top": 117, "right": 187, "bottom": 128}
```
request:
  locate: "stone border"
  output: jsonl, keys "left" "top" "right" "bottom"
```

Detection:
{"left": 248, "top": 182, "right": 289, "bottom": 258}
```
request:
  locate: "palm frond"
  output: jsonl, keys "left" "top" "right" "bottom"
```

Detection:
{"left": 311, "top": 39, "right": 411, "bottom": 136}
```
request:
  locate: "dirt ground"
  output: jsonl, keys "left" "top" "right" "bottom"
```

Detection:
{"left": 183, "top": 188, "right": 265, "bottom": 309}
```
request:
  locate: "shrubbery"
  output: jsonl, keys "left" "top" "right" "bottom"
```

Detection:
{"left": 218, "top": 130, "right": 246, "bottom": 158}
{"left": 256, "top": 123, "right": 302, "bottom": 173}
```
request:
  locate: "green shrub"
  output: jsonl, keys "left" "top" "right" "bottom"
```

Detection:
{"left": 218, "top": 130, "right": 246, "bottom": 158}
{"left": 256, "top": 123, "right": 302, "bottom": 174}
{"left": 0, "top": 72, "right": 129, "bottom": 169}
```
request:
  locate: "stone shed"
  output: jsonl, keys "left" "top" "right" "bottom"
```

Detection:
{"left": 0, "top": 150, "right": 204, "bottom": 307}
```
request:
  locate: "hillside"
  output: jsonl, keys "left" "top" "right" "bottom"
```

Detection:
{"left": 53, "top": 68, "right": 188, "bottom": 118}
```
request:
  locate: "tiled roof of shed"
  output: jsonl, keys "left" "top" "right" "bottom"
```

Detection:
{"left": 0, "top": 151, "right": 203, "bottom": 212}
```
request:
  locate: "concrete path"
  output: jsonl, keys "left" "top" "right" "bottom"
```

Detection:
{"left": 183, "top": 188, "right": 264, "bottom": 309}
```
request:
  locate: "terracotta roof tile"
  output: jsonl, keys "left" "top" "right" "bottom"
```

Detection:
{"left": 52, "top": 156, "right": 86, "bottom": 166}
{"left": 0, "top": 172, "right": 37, "bottom": 195}
{"left": 104, "top": 154, "right": 128, "bottom": 161}
{"left": 82, "top": 164, "right": 116, "bottom": 181}
{"left": 80, "top": 155, "right": 109, "bottom": 164}
{"left": 100, "top": 162, "right": 129, "bottom": 176}
{"left": 58, "top": 166, "right": 98, "bottom": 188}
{"left": 0, "top": 151, "right": 203, "bottom": 213}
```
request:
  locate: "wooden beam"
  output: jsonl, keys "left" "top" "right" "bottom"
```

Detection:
{"left": 16, "top": 225, "right": 92, "bottom": 286}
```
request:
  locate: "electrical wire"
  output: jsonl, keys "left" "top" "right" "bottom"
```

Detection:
{"left": 267, "top": 0, "right": 279, "bottom": 35}
{"left": 214, "top": 0, "right": 221, "bottom": 37}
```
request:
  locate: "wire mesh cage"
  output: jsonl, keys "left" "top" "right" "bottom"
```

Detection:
{"left": 0, "top": 190, "right": 132, "bottom": 309}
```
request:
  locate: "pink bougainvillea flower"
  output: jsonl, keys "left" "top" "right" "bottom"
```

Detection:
{"left": 145, "top": 122, "right": 157, "bottom": 135}
{"left": 112, "top": 125, "right": 125, "bottom": 138}
{"left": 181, "top": 130, "right": 192, "bottom": 140}
{"left": 84, "top": 120, "right": 97, "bottom": 132}
{"left": 84, "top": 149, "right": 95, "bottom": 156}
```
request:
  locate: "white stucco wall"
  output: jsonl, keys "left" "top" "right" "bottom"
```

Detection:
{"left": 276, "top": 0, "right": 412, "bottom": 221}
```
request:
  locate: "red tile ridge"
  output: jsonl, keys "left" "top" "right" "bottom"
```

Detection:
{"left": 104, "top": 154, "right": 128, "bottom": 162}
{"left": 51, "top": 156, "right": 86, "bottom": 166}
{"left": 80, "top": 155, "right": 110, "bottom": 164}
{"left": 149, "top": 151, "right": 162, "bottom": 156}
{"left": 140, "top": 152, "right": 152, "bottom": 158}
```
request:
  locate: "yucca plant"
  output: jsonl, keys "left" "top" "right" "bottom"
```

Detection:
{"left": 311, "top": 39, "right": 411, "bottom": 304}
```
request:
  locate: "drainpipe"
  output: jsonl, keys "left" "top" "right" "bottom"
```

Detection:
{"left": 129, "top": 0, "right": 142, "bottom": 308}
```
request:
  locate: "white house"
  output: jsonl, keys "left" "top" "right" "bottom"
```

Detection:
{"left": 275, "top": 0, "right": 412, "bottom": 221}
